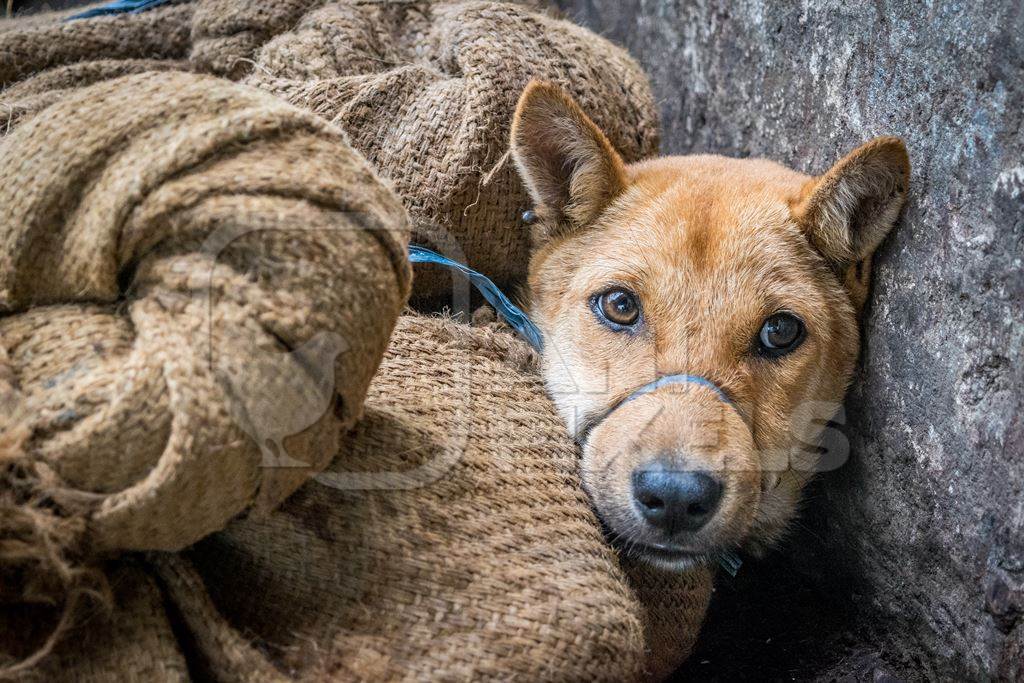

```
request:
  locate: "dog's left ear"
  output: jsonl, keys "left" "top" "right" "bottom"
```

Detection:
{"left": 510, "top": 80, "right": 628, "bottom": 244}
{"left": 791, "top": 137, "right": 910, "bottom": 297}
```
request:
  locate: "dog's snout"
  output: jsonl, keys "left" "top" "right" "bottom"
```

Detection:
{"left": 631, "top": 461, "right": 723, "bottom": 534}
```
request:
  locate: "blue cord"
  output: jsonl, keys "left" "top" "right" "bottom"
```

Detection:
{"left": 408, "top": 245, "right": 544, "bottom": 351}
{"left": 67, "top": 0, "right": 171, "bottom": 21}
{"left": 620, "top": 373, "right": 733, "bottom": 408}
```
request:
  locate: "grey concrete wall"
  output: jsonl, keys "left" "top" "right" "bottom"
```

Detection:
{"left": 554, "top": 1, "right": 1023, "bottom": 679}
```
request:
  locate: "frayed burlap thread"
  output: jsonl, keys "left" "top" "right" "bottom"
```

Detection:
{"left": 0, "top": 348, "right": 110, "bottom": 681}
{"left": 1, "top": 564, "right": 189, "bottom": 682}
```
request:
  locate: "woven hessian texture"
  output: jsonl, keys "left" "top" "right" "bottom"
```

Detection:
{"left": 0, "top": 70, "right": 411, "bottom": 676}
{"left": 245, "top": 1, "right": 661, "bottom": 299}
{"left": 177, "top": 315, "right": 710, "bottom": 681}
{"left": 1, "top": 0, "right": 658, "bottom": 300}
{"left": 626, "top": 560, "right": 715, "bottom": 681}
{"left": 0, "top": 2, "right": 195, "bottom": 87}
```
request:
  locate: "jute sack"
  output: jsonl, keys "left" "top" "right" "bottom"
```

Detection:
{"left": 0, "top": 0, "right": 544, "bottom": 89}
{"left": 0, "top": 0, "right": 309, "bottom": 85}
{"left": 0, "top": 69, "right": 411, "bottom": 673}
{"left": 2, "top": 1, "right": 657, "bottom": 299}
{"left": 1, "top": 563, "right": 190, "bottom": 682}
{"left": 167, "top": 315, "right": 711, "bottom": 681}
{"left": 0, "top": 2, "right": 194, "bottom": 88}
{"left": 245, "top": 1, "right": 660, "bottom": 299}
{"left": 0, "top": 0, "right": 307, "bottom": 128}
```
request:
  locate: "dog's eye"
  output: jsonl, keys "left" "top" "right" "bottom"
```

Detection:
{"left": 758, "top": 313, "right": 805, "bottom": 355}
{"left": 593, "top": 288, "right": 641, "bottom": 329}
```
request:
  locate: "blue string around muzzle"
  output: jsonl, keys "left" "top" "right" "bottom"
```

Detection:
{"left": 608, "top": 373, "right": 734, "bottom": 415}
{"left": 409, "top": 246, "right": 743, "bottom": 576}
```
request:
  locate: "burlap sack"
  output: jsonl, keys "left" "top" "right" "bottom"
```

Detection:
{"left": 0, "top": 70, "right": 411, "bottom": 674}
{"left": 246, "top": 1, "right": 660, "bottom": 298}
{"left": 0, "top": 2, "right": 194, "bottom": 87}
{"left": 0, "top": 0, "right": 315, "bottom": 103}
{"left": 3, "top": 315, "right": 710, "bottom": 680}
{"left": 2, "top": 1, "right": 657, "bottom": 299}
{"left": 0, "top": 0, "right": 544, "bottom": 86}
{"left": 1, "top": 564, "right": 190, "bottom": 682}
{"left": 157, "top": 315, "right": 711, "bottom": 681}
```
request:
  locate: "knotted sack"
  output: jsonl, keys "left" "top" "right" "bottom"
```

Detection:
{"left": 244, "top": 0, "right": 660, "bottom": 299}
{"left": 170, "top": 315, "right": 711, "bottom": 681}
{"left": 0, "top": 71, "right": 410, "bottom": 674}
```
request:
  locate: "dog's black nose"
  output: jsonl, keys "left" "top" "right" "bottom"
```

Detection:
{"left": 632, "top": 462, "right": 723, "bottom": 534}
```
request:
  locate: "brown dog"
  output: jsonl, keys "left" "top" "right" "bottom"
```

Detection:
{"left": 509, "top": 81, "right": 910, "bottom": 571}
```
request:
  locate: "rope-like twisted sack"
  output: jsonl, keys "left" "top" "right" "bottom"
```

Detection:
{"left": 0, "top": 72, "right": 410, "bottom": 672}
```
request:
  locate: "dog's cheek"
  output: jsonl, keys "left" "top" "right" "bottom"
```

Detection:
{"left": 541, "top": 335, "right": 591, "bottom": 434}
{"left": 714, "top": 438, "right": 763, "bottom": 546}
{"left": 747, "top": 469, "right": 809, "bottom": 553}
{"left": 580, "top": 416, "right": 646, "bottom": 537}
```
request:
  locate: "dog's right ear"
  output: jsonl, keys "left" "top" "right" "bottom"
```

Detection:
{"left": 510, "top": 81, "right": 627, "bottom": 244}
{"left": 790, "top": 136, "right": 910, "bottom": 309}
{"left": 791, "top": 137, "right": 910, "bottom": 266}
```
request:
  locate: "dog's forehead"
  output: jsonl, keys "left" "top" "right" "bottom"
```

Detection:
{"left": 590, "top": 155, "right": 813, "bottom": 281}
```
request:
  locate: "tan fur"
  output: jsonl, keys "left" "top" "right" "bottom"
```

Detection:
{"left": 510, "top": 81, "right": 629, "bottom": 240}
{"left": 510, "top": 81, "right": 910, "bottom": 568}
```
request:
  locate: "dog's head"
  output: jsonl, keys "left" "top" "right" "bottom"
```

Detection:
{"left": 510, "top": 82, "right": 909, "bottom": 570}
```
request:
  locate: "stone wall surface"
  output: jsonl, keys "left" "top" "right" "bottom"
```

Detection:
{"left": 554, "top": 1, "right": 1024, "bottom": 680}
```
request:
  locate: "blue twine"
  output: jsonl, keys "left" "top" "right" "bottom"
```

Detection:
{"left": 408, "top": 245, "right": 544, "bottom": 351}
{"left": 67, "top": 0, "right": 170, "bottom": 21}
{"left": 719, "top": 551, "right": 743, "bottom": 578}
{"left": 619, "top": 373, "right": 733, "bottom": 408}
